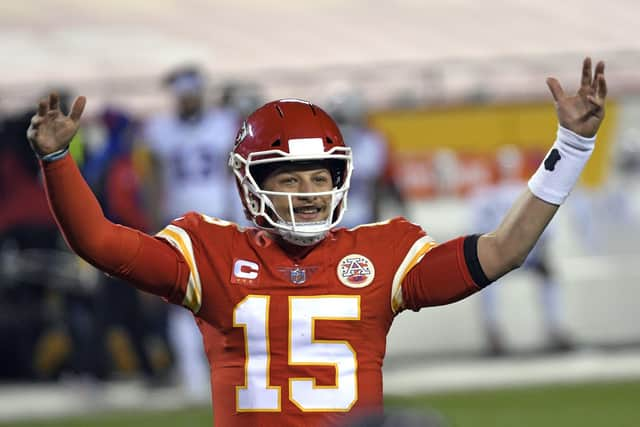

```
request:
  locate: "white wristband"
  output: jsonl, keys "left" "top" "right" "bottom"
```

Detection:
{"left": 527, "top": 126, "right": 595, "bottom": 205}
{"left": 39, "top": 146, "right": 70, "bottom": 162}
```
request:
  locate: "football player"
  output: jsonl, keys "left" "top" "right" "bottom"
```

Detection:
{"left": 27, "top": 58, "right": 606, "bottom": 427}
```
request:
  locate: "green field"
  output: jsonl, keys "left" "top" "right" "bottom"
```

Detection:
{"left": 4, "top": 380, "right": 640, "bottom": 427}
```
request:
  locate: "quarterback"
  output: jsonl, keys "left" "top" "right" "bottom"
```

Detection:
{"left": 27, "top": 58, "right": 606, "bottom": 426}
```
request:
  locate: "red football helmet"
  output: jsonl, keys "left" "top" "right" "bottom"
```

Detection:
{"left": 228, "top": 98, "right": 353, "bottom": 245}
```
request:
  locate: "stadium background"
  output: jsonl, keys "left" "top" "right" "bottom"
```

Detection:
{"left": 1, "top": 1, "right": 640, "bottom": 426}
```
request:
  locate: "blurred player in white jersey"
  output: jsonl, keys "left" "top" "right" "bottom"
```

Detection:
{"left": 327, "top": 90, "right": 406, "bottom": 228}
{"left": 141, "top": 66, "right": 243, "bottom": 399}
{"left": 143, "top": 66, "right": 243, "bottom": 222}
{"left": 470, "top": 146, "right": 572, "bottom": 355}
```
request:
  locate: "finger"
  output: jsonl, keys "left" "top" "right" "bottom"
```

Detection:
{"left": 30, "top": 114, "right": 43, "bottom": 128}
{"left": 586, "top": 95, "right": 603, "bottom": 109}
{"left": 546, "top": 77, "right": 565, "bottom": 102}
{"left": 581, "top": 57, "right": 592, "bottom": 88}
{"left": 37, "top": 98, "right": 48, "bottom": 116}
{"left": 69, "top": 96, "right": 86, "bottom": 122}
{"left": 592, "top": 61, "right": 605, "bottom": 91}
{"left": 49, "top": 92, "right": 59, "bottom": 111}
{"left": 595, "top": 74, "right": 607, "bottom": 99}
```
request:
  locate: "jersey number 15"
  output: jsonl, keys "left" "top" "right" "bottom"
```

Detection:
{"left": 233, "top": 295, "right": 360, "bottom": 412}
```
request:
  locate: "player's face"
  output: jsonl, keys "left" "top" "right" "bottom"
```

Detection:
{"left": 262, "top": 165, "right": 333, "bottom": 223}
{"left": 177, "top": 92, "right": 203, "bottom": 118}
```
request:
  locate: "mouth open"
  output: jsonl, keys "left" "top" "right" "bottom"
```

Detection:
{"left": 292, "top": 205, "right": 325, "bottom": 222}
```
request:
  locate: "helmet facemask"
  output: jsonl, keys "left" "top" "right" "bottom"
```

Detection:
{"left": 230, "top": 145, "right": 352, "bottom": 246}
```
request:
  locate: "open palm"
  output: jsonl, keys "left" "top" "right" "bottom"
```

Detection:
{"left": 26, "top": 93, "right": 86, "bottom": 156}
{"left": 547, "top": 57, "right": 607, "bottom": 138}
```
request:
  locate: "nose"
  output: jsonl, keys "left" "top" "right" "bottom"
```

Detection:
{"left": 298, "top": 177, "right": 313, "bottom": 193}
{"left": 296, "top": 177, "right": 317, "bottom": 201}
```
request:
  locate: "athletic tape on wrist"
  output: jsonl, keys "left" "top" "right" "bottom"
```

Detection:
{"left": 39, "top": 146, "right": 70, "bottom": 162}
{"left": 527, "top": 126, "right": 595, "bottom": 205}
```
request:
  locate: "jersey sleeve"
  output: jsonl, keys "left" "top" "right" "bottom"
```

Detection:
{"left": 386, "top": 218, "right": 438, "bottom": 313}
{"left": 155, "top": 212, "right": 237, "bottom": 315}
{"left": 399, "top": 234, "right": 492, "bottom": 312}
{"left": 155, "top": 212, "right": 206, "bottom": 313}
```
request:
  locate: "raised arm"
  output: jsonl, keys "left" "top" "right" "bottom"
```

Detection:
{"left": 478, "top": 57, "right": 607, "bottom": 281}
{"left": 26, "top": 94, "right": 189, "bottom": 300}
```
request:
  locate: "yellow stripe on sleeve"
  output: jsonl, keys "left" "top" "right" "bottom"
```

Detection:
{"left": 390, "top": 236, "right": 437, "bottom": 314}
{"left": 200, "top": 214, "right": 234, "bottom": 227}
{"left": 156, "top": 225, "right": 202, "bottom": 314}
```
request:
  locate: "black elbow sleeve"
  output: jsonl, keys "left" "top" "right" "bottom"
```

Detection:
{"left": 463, "top": 234, "right": 492, "bottom": 288}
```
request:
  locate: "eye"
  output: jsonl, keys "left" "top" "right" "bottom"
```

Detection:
{"left": 313, "top": 174, "right": 331, "bottom": 185}
{"left": 279, "top": 176, "right": 297, "bottom": 186}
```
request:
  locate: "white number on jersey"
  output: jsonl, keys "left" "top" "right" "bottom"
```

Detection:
{"left": 233, "top": 295, "right": 360, "bottom": 412}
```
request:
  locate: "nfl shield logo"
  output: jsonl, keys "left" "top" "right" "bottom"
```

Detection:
{"left": 290, "top": 267, "right": 306, "bottom": 285}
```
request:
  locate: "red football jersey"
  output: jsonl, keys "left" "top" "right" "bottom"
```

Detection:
{"left": 156, "top": 213, "right": 437, "bottom": 427}
{"left": 40, "top": 152, "right": 481, "bottom": 427}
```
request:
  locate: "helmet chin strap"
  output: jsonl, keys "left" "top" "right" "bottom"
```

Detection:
{"left": 273, "top": 217, "right": 330, "bottom": 246}
{"left": 279, "top": 228, "right": 328, "bottom": 246}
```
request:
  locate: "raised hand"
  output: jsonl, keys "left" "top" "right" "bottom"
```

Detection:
{"left": 26, "top": 93, "right": 86, "bottom": 156}
{"left": 546, "top": 57, "right": 607, "bottom": 138}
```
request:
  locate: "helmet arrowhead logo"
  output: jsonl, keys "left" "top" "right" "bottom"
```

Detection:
{"left": 235, "top": 121, "right": 249, "bottom": 146}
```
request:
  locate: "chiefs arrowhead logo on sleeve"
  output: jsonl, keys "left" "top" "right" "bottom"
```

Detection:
{"left": 337, "top": 254, "right": 375, "bottom": 288}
